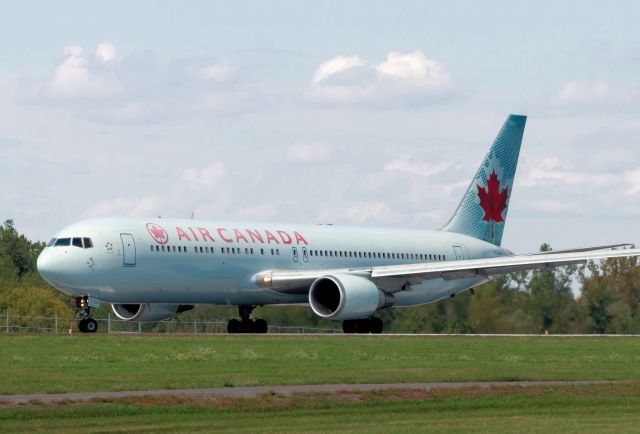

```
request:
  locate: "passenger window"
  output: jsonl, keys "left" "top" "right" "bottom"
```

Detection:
{"left": 205, "top": 247, "right": 209, "bottom": 253}
{"left": 211, "top": 248, "right": 215, "bottom": 254}
{"left": 173, "top": 246, "right": 176, "bottom": 252}
{"left": 156, "top": 245, "right": 159, "bottom": 252}
{"left": 55, "top": 238, "right": 71, "bottom": 246}
{"left": 261, "top": 248, "right": 264, "bottom": 255}
{"left": 150, "top": 245, "right": 154, "bottom": 252}
{"left": 245, "top": 248, "right": 249, "bottom": 254}
{"left": 271, "top": 248, "right": 274, "bottom": 255}
{"left": 276, "top": 249, "right": 280, "bottom": 255}
{"left": 250, "top": 248, "right": 254, "bottom": 254}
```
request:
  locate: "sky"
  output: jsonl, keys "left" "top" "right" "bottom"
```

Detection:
{"left": 2, "top": 0, "right": 640, "bottom": 253}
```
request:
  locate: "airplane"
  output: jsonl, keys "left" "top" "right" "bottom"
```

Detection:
{"left": 37, "top": 114, "right": 640, "bottom": 334}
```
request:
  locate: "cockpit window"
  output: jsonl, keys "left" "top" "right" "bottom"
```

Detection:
{"left": 72, "top": 238, "right": 83, "bottom": 248}
{"left": 55, "top": 238, "right": 71, "bottom": 246}
{"left": 48, "top": 238, "right": 56, "bottom": 247}
{"left": 83, "top": 238, "right": 93, "bottom": 248}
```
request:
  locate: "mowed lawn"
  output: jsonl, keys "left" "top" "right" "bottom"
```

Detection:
{"left": 1, "top": 335, "right": 640, "bottom": 394}
{"left": 1, "top": 384, "right": 639, "bottom": 433}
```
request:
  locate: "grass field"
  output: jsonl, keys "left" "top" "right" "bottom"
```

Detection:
{"left": 1, "top": 383, "right": 639, "bottom": 433}
{"left": 1, "top": 335, "right": 640, "bottom": 394}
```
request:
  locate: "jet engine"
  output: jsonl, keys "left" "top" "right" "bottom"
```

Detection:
{"left": 308, "top": 274, "right": 394, "bottom": 321}
{"left": 111, "top": 303, "right": 194, "bottom": 321}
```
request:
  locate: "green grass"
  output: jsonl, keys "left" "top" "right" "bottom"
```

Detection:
{"left": 1, "top": 335, "right": 640, "bottom": 394}
{"left": 1, "top": 384, "right": 639, "bottom": 433}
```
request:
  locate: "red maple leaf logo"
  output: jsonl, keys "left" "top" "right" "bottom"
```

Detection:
{"left": 477, "top": 170, "right": 509, "bottom": 223}
{"left": 146, "top": 223, "right": 168, "bottom": 244}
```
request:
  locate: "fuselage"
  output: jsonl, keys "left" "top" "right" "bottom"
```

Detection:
{"left": 37, "top": 217, "right": 511, "bottom": 308}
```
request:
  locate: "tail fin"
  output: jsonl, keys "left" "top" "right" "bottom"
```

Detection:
{"left": 441, "top": 114, "right": 526, "bottom": 246}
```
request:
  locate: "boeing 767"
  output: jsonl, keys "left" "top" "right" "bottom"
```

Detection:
{"left": 37, "top": 115, "right": 640, "bottom": 333}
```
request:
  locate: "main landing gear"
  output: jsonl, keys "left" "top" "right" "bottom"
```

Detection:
{"left": 227, "top": 305, "right": 268, "bottom": 334}
{"left": 71, "top": 296, "right": 98, "bottom": 334}
{"left": 342, "top": 317, "right": 384, "bottom": 334}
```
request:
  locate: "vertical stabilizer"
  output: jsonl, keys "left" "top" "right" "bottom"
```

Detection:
{"left": 441, "top": 114, "right": 526, "bottom": 246}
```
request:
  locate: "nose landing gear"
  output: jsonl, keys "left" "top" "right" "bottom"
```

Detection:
{"left": 71, "top": 296, "right": 98, "bottom": 334}
{"left": 227, "top": 305, "right": 268, "bottom": 334}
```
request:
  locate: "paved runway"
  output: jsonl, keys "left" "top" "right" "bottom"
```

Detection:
{"left": 0, "top": 380, "right": 623, "bottom": 405}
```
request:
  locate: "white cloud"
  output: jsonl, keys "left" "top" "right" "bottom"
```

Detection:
{"left": 526, "top": 199, "right": 579, "bottom": 213}
{"left": 550, "top": 80, "right": 636, "bottom": 108}
{"left": 231, "top": 204, "right": 278, "bottom": 221}
{"left": 312, "top": 55, "right": 365, "bottom": 85}
{"left": 22, "top": 43, "right": 262, "bottom": 123}
{"left": 624, "top": 168, "right": 640, "bottom": 196}
{"left": 189, "top": 61, "right": 234, "bottom": 81}
{"left": 287, "top": 142, "right": 332, "bottom": 162}
{"left": 521, "top": 157, "right": 617, "bottom": 188}
{"left": 47, "top": 44, "right": 121, "bottom": 98}
{"left": 182, "top": 162, "right": 227, "bottom": 189}
{"left": 84, "top": 196, "right": 162, "bottom": 218}
{"left": 95, "top": 42, "right": 117, "bottom": 63}
{"left": 317, "top": 201, "right": 400, "bottom": 224}
{"left": 305, "top": 50, "right": 458, "bottom": 107}
{"left": 384, "top": 155, "right": 450, "bottom": 177}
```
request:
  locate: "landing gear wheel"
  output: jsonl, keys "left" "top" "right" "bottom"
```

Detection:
{"left": 85, "top": 318, "right": 98, "bottom": 333}
{"left": 254, "top": 319, "right": 268, "bottom": 334}
{"left": 370, "top": 317, "right": 383, "bottom": 334}
{"left": 78, "top": 319, "right": 87, "bottom": 333}
{"left": 227, "top": 319, "right": 241, "bottom": 333}
{"left": 342, "top": 320, "right": 356, "bottom": 333}
{"left": 356, "top": 318, "right": 371, "bottom": 334}
{"left": 342, "top": 317, "right": 384, "bottom": 334}
{"left": 227, "top": 305, "right": 269, "bottom": 334}
{"left": 240, "top": 320, "right": 255, "bottom": 333}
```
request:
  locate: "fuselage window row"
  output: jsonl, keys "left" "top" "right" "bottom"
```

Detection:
{"left": 148, "top": 244, "right": 447, "bottom": 262}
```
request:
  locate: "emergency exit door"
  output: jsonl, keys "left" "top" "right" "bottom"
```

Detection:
{"left": 121, "top": 233, "right": 136, "bottom": 266}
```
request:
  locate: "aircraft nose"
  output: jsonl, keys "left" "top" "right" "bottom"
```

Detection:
{"left": 37, "top": 248, "right": 65, "bottom": 284}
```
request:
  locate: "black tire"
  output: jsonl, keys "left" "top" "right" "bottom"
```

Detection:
{"left": 254, "top": 319, "right": 268, "bottom": 334}
{"left": 342, "top": 320, "right": 356, "bottom": 333}
{"left": 356, "top": 318, "right": 371, "bottom": 334}
{"left": 227, "top": 319, "right": 241, "bottom": 333}
{"left": 78, "top": 319, "right": 88, "bottom": 333}
{"left": 240, "top": 319, "right": 255, "bottom": 333}
{"left": 85, "top": 318, "right": 98, "bottom": 333}
{"left": 370, "top": 317, "right": 383, "bottom": 334}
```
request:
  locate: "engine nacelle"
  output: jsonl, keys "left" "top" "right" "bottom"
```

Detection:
{"left": 308, "top": 274, "right": 394, "bottom": 321}
{"left": 111, "top": 303, "right": 194, "bottom": 322}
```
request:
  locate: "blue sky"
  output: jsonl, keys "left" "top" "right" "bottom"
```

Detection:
{"left": 2, "top": 1, "right": 640, "bottom": 252}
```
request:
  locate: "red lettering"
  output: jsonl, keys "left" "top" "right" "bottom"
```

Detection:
{"left": 217, "top": 228, "right": 233, "bottom": 243}
{"left": 176, "top": 226, "right": 191, "bottom": 242}
{"left": 294, "top": 231, "right": 308, "bottom": 245}
{"left": 234, "top": 229, "right": 249, "bottom": 243}
{"left": 264, "top": 230, "right": 280, "bottom": 244}
{"left": 277, "top": 230, "right": 292, "bottom": 244}
{"left": 246, "top": 229, "right": 264, "bottom": 244}
{"left": 188, "top": 227, "right": 199, "bottom": 241}
{"left": 198, "top": 227, "right": 215, "bottom": 242}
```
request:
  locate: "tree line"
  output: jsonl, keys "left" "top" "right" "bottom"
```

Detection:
{"left": 1, "top": 219, "right": 639, "bottom": 333}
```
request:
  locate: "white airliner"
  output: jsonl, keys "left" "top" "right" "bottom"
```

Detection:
{"left": 37, "top": 115, "right": 640, "bottom": 333}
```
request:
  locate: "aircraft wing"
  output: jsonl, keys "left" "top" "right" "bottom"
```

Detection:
{"left": 257, "top": 246, "right": 640, "bottom": 294}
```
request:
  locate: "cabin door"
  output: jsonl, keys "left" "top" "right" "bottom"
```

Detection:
{"left": 121, "top": 233, "right": 136, "bottom": 266}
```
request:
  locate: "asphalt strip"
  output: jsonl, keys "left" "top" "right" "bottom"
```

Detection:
{"left": 0, "top": 381, "right": 624, "bottom": 404}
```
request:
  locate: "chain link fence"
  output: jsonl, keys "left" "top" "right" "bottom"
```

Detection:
{"left": 0, "top": 311, "right": 342, "bottom": 334}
